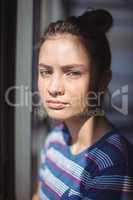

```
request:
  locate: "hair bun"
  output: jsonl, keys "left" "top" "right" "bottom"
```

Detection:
{"left": 78, "top": 9, "right": 113, "bottom": 33}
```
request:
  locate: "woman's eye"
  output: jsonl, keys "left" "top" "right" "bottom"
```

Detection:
{"left": 66, "top": 71, "right": 81, "bottom": 77}
{"left": 39, "top": 70, "right": 51, "bottom": 77}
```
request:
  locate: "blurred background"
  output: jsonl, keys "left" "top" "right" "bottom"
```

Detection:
{"left": 0, "top": 0, "right": 133, "bottom": 199}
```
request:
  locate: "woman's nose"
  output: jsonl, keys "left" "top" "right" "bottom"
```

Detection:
{"left": 48, "top": 74, "right": 65, "bottom": 96}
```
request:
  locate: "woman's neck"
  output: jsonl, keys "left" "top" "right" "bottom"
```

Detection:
{"left": 64, "top": 115, "right": 113, "bottom": 155}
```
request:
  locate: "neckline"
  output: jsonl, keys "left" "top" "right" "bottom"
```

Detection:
{"left": 62, "top": 125, "right": 117, "bottom": 160}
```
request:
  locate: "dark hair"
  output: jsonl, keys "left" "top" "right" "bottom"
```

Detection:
{"left": 39, "top": 9, "right": 113, "bottom": 89}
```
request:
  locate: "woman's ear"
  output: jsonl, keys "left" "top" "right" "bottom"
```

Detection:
{"left": 100, "top": 69, "right": 112, "bottom": 92}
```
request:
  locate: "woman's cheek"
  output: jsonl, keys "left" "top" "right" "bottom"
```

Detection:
{"left": 38, "top": 79, "right": 47, "bottom": 99}
{"left": 38, "top": 78, "right": 43, "bottom": 94}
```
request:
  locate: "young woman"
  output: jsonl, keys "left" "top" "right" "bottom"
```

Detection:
{"left": 33, "top": 8, "right": 133, "bottom": 200}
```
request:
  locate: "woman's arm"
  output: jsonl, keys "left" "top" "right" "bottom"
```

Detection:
{"left": 32, "top": 193, "right": 39, "bottom": 200}
{"left": 85, "top": 163, "right": 133, "bottom": 200}
{"left": 32, "top": 183, "right": 40, "bottom": 200}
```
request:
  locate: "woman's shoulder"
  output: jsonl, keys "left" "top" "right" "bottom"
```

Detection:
{"left": 84, "top": 129, "right": 133, "bottom": 175}
{"left": 104, "top": 130, "right": 133, "bottom": 159}
{"left": 83, "top": 131, "right": 133, "bottom": 199}
{"left": 43, "top": 123, "right": 67, "bottom": 149}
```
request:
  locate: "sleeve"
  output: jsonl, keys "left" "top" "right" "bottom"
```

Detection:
{"left": 84, "top": 163, "right": 133, "bottom": 200}
{"left": 38, "top": 132, "right": 53, "bottom": 184}
{"left": 38, "top": 146, "right": 46, "bottom": 182}
{"left": 37, "top": 137, "right": 50, "bottom": 199}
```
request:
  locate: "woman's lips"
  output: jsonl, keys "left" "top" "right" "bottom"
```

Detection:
{"left": 46, "top": 100, "right": 69, "bottom": 110}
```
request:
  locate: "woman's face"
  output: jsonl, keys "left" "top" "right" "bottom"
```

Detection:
{"left": 38, "top": 34, "right": 92, "bottom": 121}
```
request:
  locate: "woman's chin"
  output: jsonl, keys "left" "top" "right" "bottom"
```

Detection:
{"left": 48, "top": 113, "right": 71, "bottom": 121}
{"left": 47, "top": 109, "right": 78, "bottom": 121}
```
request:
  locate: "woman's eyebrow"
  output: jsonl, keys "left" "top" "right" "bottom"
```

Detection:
{"left": 62, "top": 64, "right": 86, "bottom": 70}
{"left": 38, "top": 63, "right": 87, "bottom": 70}
{"left": 38, "top": 64, "right": 52, "bottom": 69}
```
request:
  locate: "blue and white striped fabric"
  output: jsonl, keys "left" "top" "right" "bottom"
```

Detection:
{"left": 39, "top": 124, "right": 133, "bottom": 200}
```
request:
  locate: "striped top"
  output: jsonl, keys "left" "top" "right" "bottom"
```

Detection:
{"left": 39, "top": 124, "right": 133, "bottom": 200}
